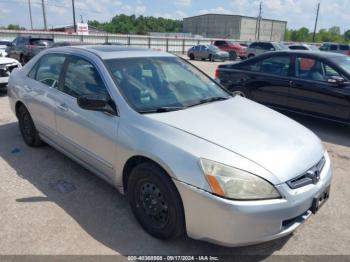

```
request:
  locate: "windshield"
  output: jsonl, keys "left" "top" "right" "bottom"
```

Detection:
{"left": 208, "top": 45, "right": 220, "bottom": 51}
{"left": 308, "top": 45, "right": 320, "bottom": 51}
{"left": 332, "top": 56, "right": 350, "bottom": 74}
{"left": 227, "top": 41, "right": 239, "bottom": 46}
{"left": 275, "top": 43, "right": 288, "bottom": 50}
{"left": 30, "top": 39, "right": 53, "bottom": 47}
{"left": 105, "top": 56, "right": 230, "bottom": 113}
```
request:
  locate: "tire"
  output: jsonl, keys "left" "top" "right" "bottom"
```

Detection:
{"left": 127, "top": 162, "right": 185, "bottom": 240}
{"left": 209, "top": 54, "right": 214, "bottom": 62}
{"left": 19, "top": 55, "right": 25, "bottom": 65}
{"left": 229, "top": 51, "right": 237, "bottom": 61}
{"left": 228, "top": 86, "right": 251, "bottom": 99}
{"left": 18, "top": 105, "right": 43, "bottom": 147}
{"left": 239, "top": 56, "right": 247, "bottom": 60}
{"left": 248, "top": 54, "right": 255, "bottom": 58}
{"left": 189, "top": 53, "right": 194, "bottom": 60}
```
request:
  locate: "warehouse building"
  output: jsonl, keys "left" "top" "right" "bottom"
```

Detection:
{"left": 183, "top": 14, "right": 287, "bottom": 41}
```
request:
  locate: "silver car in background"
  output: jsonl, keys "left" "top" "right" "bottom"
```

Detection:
{"left": 247, "top": 42, "right": 288, "bottom": 58}
{"left": 187, "top": 44, "right": 229, "bottom": 61}
{"left": 8, "top": 46, "right": 332, "bottom": 247}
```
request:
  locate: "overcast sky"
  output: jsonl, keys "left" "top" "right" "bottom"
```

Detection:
{"left": 0, "top": 0, "right": 349, "bottom": 32}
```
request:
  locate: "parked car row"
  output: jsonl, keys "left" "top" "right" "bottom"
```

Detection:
{"left": 216, "top": 50, "right": 350, "bottom": 124}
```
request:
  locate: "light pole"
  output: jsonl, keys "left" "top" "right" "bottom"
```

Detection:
{"left": 41, "top": 0, "right": 47, "bottom": 30}
{"left": 28, "top": 0, "right": 33, "bottom": 30}
{"left": 72, "top": 0, "right": 77, "bottom": 33}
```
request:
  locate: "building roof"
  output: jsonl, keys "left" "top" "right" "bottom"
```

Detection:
{"left": 183, "top": 13, "right": 287, "bottom": 24}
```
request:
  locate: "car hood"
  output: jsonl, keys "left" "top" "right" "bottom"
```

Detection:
{"left": 0, "top": 57, "right": 19, "bottom": 65}
{"left": 146, "top": 97, "right": 324, "bottom": 183}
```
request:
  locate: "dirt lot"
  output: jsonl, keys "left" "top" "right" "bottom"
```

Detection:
{"left": 0, "top": 58, "right": 350, "bottom": 259}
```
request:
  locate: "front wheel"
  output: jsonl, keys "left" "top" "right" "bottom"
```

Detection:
{"left": 127, "top": 162, "right": 185, "bottom": 240}
{"left": 189, "top": 53, "right": 194, "bottom": 60}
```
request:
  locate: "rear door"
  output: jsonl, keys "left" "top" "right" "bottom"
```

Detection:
{"left": 288, "top": 55, "right": 350, "bottom": 121}
{"left": 25, "top": 53, "right": 66, "bottom": 140}
{"left": 55, "top": 55, "right": 118, "bottom": 180}
{"left": 241, "top": 54, "right": 292, "bottom": 108}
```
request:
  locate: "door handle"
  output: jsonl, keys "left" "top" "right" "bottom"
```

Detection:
{"left": 289, "top": 80, "right": 294, "bottom": 88}
{"left": 57, "top": 103, "right": 68, "bottom": 112}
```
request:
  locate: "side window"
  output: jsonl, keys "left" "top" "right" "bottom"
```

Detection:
{"left": 323, "top": 63, "right": 341, "bottom": 78}
{"left": 194, "top": 46, "right": 199, "bottom": 51}
{"left": 339, "top": 45, "right": 349, "bottom": 51}
{"left": 244, "top": 56, "right": 290, "bottom": 76}
{"left": 263, "top": 43, "right": 273, "bottom": 50}
{"left": 62, "top": 57, "right": 108, "bottom": 98}
{"left": 35, "top": 54, "right": 66, "bottom": 88}
{"left": 330, "top": 45, "right": 338, "bottom": 51}
{"left": 295, "top": 57, "right": 341, "bottom": 82}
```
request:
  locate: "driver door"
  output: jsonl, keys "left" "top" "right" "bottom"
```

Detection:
{"left": 288, "top": 55, "right": 350, "bottom": 121}
{"left": 55, "top": 55, "right": 119, "bottom": 180}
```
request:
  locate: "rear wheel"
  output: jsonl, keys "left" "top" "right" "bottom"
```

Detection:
{"left": 127, "top": 162, "right": 185, "bottom": 240}
{"left": 18, "top": 105, "right": 43, "bottom": 147}
{"left": 189, "top": 53, "right": 194, "bottom": 60}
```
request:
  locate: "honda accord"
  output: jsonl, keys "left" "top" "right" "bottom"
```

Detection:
{"left": 8, "top": 46, "right": 332, "bottom": 246}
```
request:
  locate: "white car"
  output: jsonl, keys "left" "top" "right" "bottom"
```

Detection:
{"left": 0, "top": 40, "right": 11, "bottom": 57}
{"left": 0, "top": 57, "right": 21, "bottom": 89}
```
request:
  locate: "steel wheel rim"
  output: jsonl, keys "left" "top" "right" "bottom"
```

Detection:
{"left": 137, "top": 181, "right": 169, "bottom": 229}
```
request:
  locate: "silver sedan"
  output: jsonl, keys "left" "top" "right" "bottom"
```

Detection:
{"left": 7, "top": 46, "right": 332, "bottom": 247}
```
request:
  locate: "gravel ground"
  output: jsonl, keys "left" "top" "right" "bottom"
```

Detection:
{"left": 0, "top": 58, "right": 349, "bottom": 259}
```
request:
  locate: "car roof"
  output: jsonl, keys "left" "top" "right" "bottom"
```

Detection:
{"left": 50, "top": 45, "right": 175, "bottom": 60}
{"left": 266, "top": 50, "right": 345, "bottom": 58}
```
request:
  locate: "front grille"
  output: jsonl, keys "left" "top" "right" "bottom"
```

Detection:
{"left": 287, "top": 157, "right": 325, "bottom": 189}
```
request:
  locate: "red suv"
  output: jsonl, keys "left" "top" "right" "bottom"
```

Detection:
{"left": 214, "top": 40, "right": 247, "bottom": 60}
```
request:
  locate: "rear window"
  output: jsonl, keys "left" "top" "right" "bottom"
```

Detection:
{"left": 339, "top": 45, "right": 349, "bottom": 51}
{"left": 29, "top": 39, "right": 54, "bottom": 47}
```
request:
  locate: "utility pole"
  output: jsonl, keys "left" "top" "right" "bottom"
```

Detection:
{"left": 28, "top": 0, "right": 33, "bottom": 30}
{"left": 313, "top": 3, "right": 320, "bottom": 42}
{"left": 72, "top": 0, "right": 77, "bottom": 33}
{"left": 257, "top": 1, "right": 262, "bottom": 40}
{"left": 41, "top": 0, "right": 47, "bottom": 30}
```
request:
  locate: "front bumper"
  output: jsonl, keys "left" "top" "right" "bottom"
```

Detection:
{"left": 175, "top": 154, "right": 332, "bottom": 247}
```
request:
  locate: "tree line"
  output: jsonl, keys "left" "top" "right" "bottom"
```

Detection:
{"left": 285, "top": 26, "right": 350, "bottom": 43}
{"left": 88, "top": 14, "right": 183, "bottom": 35}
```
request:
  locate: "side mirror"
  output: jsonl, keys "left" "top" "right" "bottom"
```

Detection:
{"left": 77, "top": 94, "right": 117, "bottom": 115}
{"left": 327, "top": 76, "right": 349, "bottom": 86}
{"left": 270, "top": 47, "right": 275, "bottom": 51}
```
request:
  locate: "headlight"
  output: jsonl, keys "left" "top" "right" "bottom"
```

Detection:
{"left": 200, "top": 159, "right": 281, "bottom": 200}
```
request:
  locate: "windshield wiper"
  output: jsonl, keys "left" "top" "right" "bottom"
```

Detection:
{"left": 139, "top": 106, "right": 185, "bottom": 114}
{"left": 188, "top": 96, "right": 230, "bottom": 108}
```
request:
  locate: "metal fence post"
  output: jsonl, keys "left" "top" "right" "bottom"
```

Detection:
{"left": 148, "top": 37, "right": 151, "bottom": 48}
{"left": 127, "top": 36, "right": 131, "bottom": 46}
{"left": 166, "top": 38, "right": 169, "bottom": 52}
{"left": 182, "top": 39, "right": 185, "bottom": 54}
